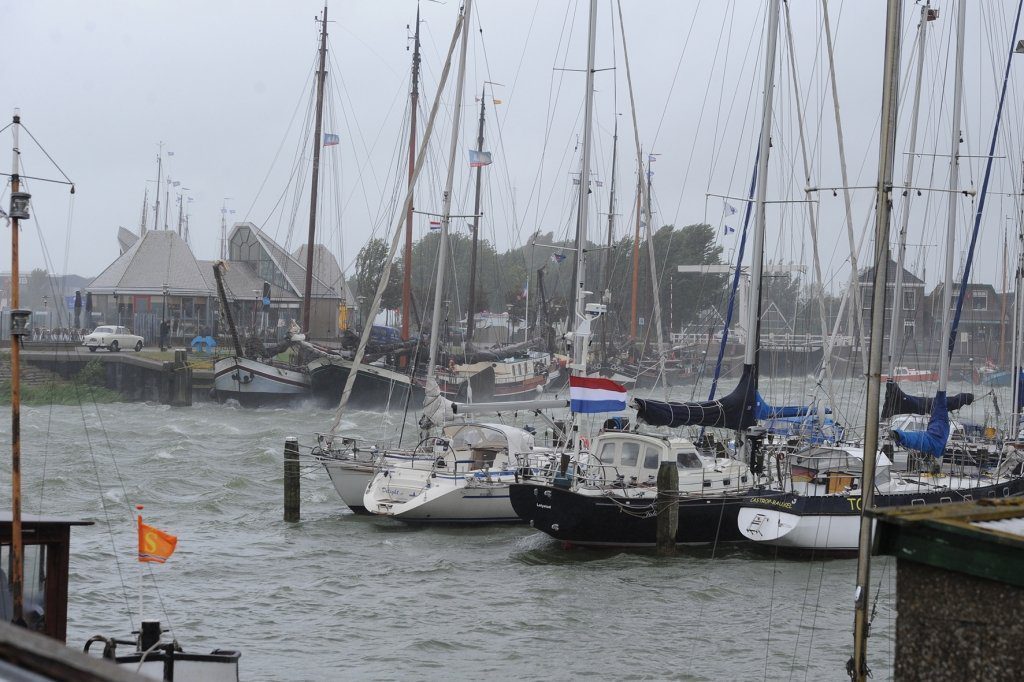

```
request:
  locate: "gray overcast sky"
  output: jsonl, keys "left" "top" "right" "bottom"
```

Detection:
{"left": 4, "top": 1, "right": 1024, "bottom": 294}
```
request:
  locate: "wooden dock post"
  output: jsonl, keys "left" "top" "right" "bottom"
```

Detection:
{"left": 169, "top": 349, "right": 192, "bottom": 407}
{"left": 284, "top": 437, "right": 300, "bottom": 522}
{"left": 656, "top": 461, "right": 678, "bottom": 555}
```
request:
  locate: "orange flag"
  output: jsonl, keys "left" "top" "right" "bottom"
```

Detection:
{"left": 137, "top": 516, "right": 178, "bottom": 564}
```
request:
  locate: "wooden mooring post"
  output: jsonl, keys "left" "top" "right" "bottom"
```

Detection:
{"left": 656, "top": 461, "right": 678, "bottom": 555}
{"left": 169, "top": 349, "right": 192, "bottom": 407}
{"left": 284, "top": 437, "right": 300, "bottom": 522}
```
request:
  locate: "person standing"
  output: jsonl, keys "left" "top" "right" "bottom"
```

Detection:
{"left": 159, "top": 318, "right": 170, "bottom": 351}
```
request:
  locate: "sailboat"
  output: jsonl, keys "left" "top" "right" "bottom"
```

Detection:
{"left": 508, "top": 0, "right": 785, "bottom": 548}
{"left": 1, "top": 112, "right": 240, "bottom": 678}
{"left": 212, "top": 6, "right": 338, "bottom": 404}
{"left": 737, "top": 0, "right": 1024, "bottom": 555}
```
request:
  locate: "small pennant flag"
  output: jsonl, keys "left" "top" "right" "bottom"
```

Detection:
{"left": 172, "top": 181, "right": 181, "bottom": 187}
{"left": 724, "top": 225, "right": 735, "bottom": 235}
{"left": 468, "top": 149, "right": 493, "bottom": 167}
{"left": 724, "top": 201, "right": 738, "bottom": 216}
{"left": 429, "top": 219, "right": 442, "bottom": 230}
{"left": 551, "top": 253, "right": 567, "bottom": 263}
{"left": 492, "top": 98, "right": 503, "bottom": 105}
{"left": 167, "top": 151, "right": 175, "bottom": 157}
{"left": 518, "top": 281, "right": 528, "bottom": 300}
{"left": 323, "top": 133, "right": 340, "bottom": 147}
{"left": 137, "top": 514, "right": 178, "bottom": 564}
{"left": 648, "top": 154, "right": 657, "bottom": 163}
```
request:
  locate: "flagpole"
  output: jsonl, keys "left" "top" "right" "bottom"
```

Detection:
{"left": 136, "top": 505, "right": 144, "bottom": 624}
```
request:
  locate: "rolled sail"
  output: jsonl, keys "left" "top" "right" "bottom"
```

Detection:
{"left": 880, "top": 380, "right": 973, "bottom": 420}
{"left": 754, "top": 393, "right": 826, "bottom": 420}
{"left": 634, "top": 364, "right": 757, "bottom": 429}
{"left": 890, "top": 391, "right": 949, "bottom": 458}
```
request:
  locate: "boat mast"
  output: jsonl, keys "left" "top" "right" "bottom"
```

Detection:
{"left": 887, "top": 1, "right": 933, "bottom": 377}
{"left": 426, "top": 0, "right": 473, "bottom": 379}
{"left": 744, "top": 0, "right": 780, "bottom": 371}
{"left": 402, "top": 6, "right": 421, "bottom": 343}
{"left": 8, "top": 110, "right": 25, "bottom": 626}
{"left": 568, "top": 0, "right": 599, "bottom": 460}
{"left": 851, "top": 0, "right": 902, "bottom": 678}
{"left": 936, "top": 0, "right": 966, "bottom": 392}
{"left": 630, "top": 169, "right": 641, "bottom": 340}
{"left": 302, "top": 4, "right": 329, "bottom": 333}
{"left": 140, "top": 187, "right": 149, "bottom": 236}
{"left": 466, "top": 84, "right": 487, "bottom": 345}
{"left": 153, "top": 142, "right": 162, "bottom": 232}
{"left": 600, "top": 121, "right": 618, "bottom": 363}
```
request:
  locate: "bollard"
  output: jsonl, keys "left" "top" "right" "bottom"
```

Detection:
{"left": 284, "top": 437, "right": 300, "bottom": 522}
{"left": 656, "top": 461, "right": 678, "bottom": 555}
{"left": 169, "top": 349, "right": 192, "bottom": 407}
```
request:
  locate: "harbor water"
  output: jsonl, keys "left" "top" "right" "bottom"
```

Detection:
{"left": 9, "top": 371, "right": 999, "bottom": 679}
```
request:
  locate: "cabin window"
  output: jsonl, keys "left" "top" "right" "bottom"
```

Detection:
{"left": 620, "top": 442, "right": 640, "bottom": 467}
{"left": 643, "top": 447, "right": 660, "bottom": 470}
{"left": 676, "top": 450, "right": 702, "bottom": 469}
{"left": 596, "top": 442, "right": 617, "bottom": 463}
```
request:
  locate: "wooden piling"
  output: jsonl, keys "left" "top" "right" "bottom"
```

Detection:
{"left": 169, "top": 349, "right": 192, "bottom": 407}
{"left": 284, "top": 437, "right": 300, "bottom": 522}
{"left": 656, "top": 461, "right": 678, "bottom": 555}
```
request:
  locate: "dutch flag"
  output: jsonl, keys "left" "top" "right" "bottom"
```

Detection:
{"left": 569, "top": 375, "right": 628, "bottom": 413}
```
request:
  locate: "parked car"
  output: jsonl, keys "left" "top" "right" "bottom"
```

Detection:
{"left": 82, "top": 325, "right": 144, "bottom": 352}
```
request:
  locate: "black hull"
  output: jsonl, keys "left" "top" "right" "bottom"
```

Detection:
{"left": 309, "top": 363, "right": 421, "bottom": 409}
{"left": 508, "top": 482, "right": 780, "bottom": 547}
{"left": 741, "top": 477, "right": 1024, "bottom": 516}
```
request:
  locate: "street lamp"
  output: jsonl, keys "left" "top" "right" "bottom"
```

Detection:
{"left": 112, "top": 291, "right": 119, "bottom": 325}
{"left": 357, "top": 295, "right": 367, "bottom": 331}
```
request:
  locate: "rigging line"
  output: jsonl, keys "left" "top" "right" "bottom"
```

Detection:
{"left": 18, "top": 123, "right": 75, "bottom": 187}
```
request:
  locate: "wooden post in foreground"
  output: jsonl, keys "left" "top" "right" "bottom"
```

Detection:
{"left": 656, "top": 461, "right": 678, "bottom": 555}
{"left": 284, "top": 437, "right": 300, "bottom": 522}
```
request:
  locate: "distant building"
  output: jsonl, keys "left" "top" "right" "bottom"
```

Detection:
{"left": 858, "top": 259, "right": 928, "bottom": 355}
{"left": 925, "top": 281, "right": 1010, "bottom": 364}
{"left": 84, "top": 224, "right": 353, "bottom": 343}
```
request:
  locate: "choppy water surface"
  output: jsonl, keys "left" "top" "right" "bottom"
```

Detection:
{"left": 9, "top": 371, "right": 996, "bottom": 680}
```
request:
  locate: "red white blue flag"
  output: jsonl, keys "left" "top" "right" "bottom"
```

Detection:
{"left": 569, "top": 375, "right": 628, "bottom": 413}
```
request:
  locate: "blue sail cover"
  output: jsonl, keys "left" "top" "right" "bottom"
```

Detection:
{"left": 891, "top": 391, "right": 949, "bottom": 458}
{"left": 763, "top": 415, "right": 844, "bottom": 444}
{"left": 1017, "top": 369, "right": 1024, "bottom": 413}
{"left": 635, "top": 363, "right": 757, "bottom": 430}
{"left": 880, "top": 380, "right": 973, "bottom": 420}
{"left": 754, "top": 393, "right": 830, "bottom": 420}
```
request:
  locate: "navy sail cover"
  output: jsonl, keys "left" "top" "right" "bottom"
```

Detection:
{"left": 634, "top": 364, "right": 757, "bottom": 430}
{"left": 880, "top": 380, "right": 973, "bottom": 420}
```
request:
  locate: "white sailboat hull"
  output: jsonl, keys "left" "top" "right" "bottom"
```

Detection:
{"left": 737, "top": 507, "right": 864, "bottom": 551}
{"left": 321, "top": 458, "right": 376, "bottom": 513}
{"left": 364, "top": 470, "right": 520, "bottom": 523}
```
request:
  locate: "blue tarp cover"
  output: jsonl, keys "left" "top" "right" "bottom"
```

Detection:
{"left": 891, "top": 391, "right": 949, "bottom": 458}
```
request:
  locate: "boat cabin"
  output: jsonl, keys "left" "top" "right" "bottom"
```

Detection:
{"left": 787, "top": 446, "right": 892, "bottom": 495}
{"left": 442, "top": 423, "right": 535, "bottom": 471}
{"left": 590, "top": 432, "right": 704, "bottom": 485}
{"left": 0, "top": 513, "right": 93, "bottom": 642}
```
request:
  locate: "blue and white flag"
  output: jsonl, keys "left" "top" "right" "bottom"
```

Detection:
{"left": 468, "top": 149, "right": 493, "bottom": 167}
{"left": 323, "top": 133, "right": 340, "bottom": 147}
{"left": 723, "top": 225, "right": 735, "bottom": 235}
{"left": 724, "top": 201, "right": 738, "bottom": 215}
{"left": 551, "top": 253, "right": 567, "bottom": 263}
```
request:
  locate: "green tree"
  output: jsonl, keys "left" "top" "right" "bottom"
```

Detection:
{"left": 353, "top": 238, "right": 402, "bottom": 320}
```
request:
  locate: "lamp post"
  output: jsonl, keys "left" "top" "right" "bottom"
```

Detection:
{"left": 113, "top": 291, "right": 119, "bottom": 326}
{"left": 357, "top": 295, "right": 366, "bottom": 332}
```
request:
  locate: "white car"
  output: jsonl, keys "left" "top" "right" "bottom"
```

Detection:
{"left": 82, "top": 325, "right": 145, "bottom": 352}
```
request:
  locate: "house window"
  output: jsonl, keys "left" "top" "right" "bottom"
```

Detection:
{"left": 903, "top": 290, "right": 915, "bottom": 310}
{"left": 904, "top": 320, "right": 915, "bottom": 337}
{"left": 973, "top": 292, "right": 987, "bottom": 311}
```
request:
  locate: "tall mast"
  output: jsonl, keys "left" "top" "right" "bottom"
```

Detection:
{"left": 153, "top": 142, "right": 162, "bottom": 232}
{"left": 572, "top": 0, "right": 598, "bottom": 327}
{"left": 426, "top": 0, "right": 473, "bottom": 379}
{"left": 302, "top": 4, "right": 329, "bottom": 332}
{"left": 600, "top": 121, "right": 618, "bottom": 362}
{"left": 887, "top": 1, "right": 933, "bottom": 376}
{"left": 851, "top": 0, "right": 902, "bottom": 678}
{"left": 140, "top": 187, "right": 149, "bottom": 236}
{"left": 630, "top": 169, "right": 640, "bottom": 340}
{"left": 402, "top": 6, "right": 421, "bottom": 343}
{"left": 220, "top": 198, "right": 230, "bottom": 260}
{"left": 744, "top": 0, "right": 780, "bottom": 369}
{"left": 936, "top": 0, "right": 966, "bottom": 392}
{"left": 176, "top": 194, "right": 184, "bottom": 237}
{"left": 466, "top": 84, "right": 487, "bottom": 344}
{"left": 9, "top": 110, "right": 25, "bottom": 626}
